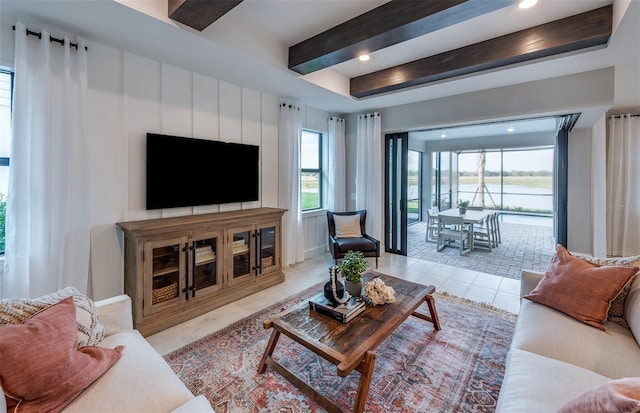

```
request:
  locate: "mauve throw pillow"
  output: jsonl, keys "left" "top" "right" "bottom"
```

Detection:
{"left": 557, "top": 377, "right": 640, "bottom": 413}
{"left": 0, "top": 297, "right": 123, "bottom": 413}
{"left": 570, "top": 252, "right": 640, "bottom": 328}
{"left": 524, "top": 245, "right": 638, "bottom": 331}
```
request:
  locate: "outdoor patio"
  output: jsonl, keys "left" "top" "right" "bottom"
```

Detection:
{"left": 407, "top": 214, "right": 556, "bottom": 280}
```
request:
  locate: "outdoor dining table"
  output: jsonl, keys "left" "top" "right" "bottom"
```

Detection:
{"left": 438, "top": 208, "right": 499, "bottom": 251}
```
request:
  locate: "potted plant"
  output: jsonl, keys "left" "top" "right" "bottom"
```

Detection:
{"left": 458, "top": 199, "right": 469, "bottom": 215}
{"left": 338, "top": 250, "right": 368, "bottom": 297}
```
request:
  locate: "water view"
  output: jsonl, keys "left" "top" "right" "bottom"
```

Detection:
{"left": 458, "top": 183, "right": 552, "bottom": 212}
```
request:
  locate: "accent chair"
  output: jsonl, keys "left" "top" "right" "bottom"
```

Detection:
{"left": 327, "top": 210, "right": 380, "bottom": 268}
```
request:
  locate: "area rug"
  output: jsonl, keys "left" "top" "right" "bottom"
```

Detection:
{"left": 165, "top": 283, "right": 517, "bottom": 413}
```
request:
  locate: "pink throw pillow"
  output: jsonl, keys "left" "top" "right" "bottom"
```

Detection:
{"left": 557, "top": 377, "right": 640, "bottom": 413}
{"left": 0, "top": 297, "right": 123, "bottom": 413}
{"left": 524, "top": 245, "right": 638, "bottom": 331}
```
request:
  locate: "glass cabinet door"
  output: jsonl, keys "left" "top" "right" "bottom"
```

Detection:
{"left": 258, "top": 224, "right": 279, "bottom": 275}
{"left": 191, "top": 233, "right": 223, "bottom": 296}
{"left": 144, "top": 237, "right": 186, "bottom": 316}
{"left": 229, "top": 226, "right": 253, "bottom": 285}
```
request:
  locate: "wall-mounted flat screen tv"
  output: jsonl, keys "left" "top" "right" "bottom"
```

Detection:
{"left": 146, "top": 133, "right": 259, "bottom": 210}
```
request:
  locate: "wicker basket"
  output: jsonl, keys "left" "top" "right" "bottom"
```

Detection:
{"left": 152, "top": 283, "right": 177, "bottom": 304}
{"left": 261, "top": 256, "right": 274, "bottom": 268}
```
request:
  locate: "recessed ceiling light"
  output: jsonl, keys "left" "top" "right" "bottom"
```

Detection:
{"left": 519, "top": 0, "right": 537, "bottom": 9}
{"left": 358, "top": 54, "right": 370, "bottom": 62}
{"left": 507, "top": 127, "right": 515, "bottom": 132}
{"left": 440, "top": 133, "right": 447, "bottom": 138}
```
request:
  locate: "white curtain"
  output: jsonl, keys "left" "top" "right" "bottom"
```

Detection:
{"left": 278, "top": 102, "right": 304, "bottom": 267}
{"left": 606, "top": 114, "right": 640, "bottom": 256}
{"left": 355, "top": 112, "right": 382, "bottom": 241}
{"left": 327, "top": 116, "right": 346, "bottom": 212}
{"left": 3, "top": 23, "right": 90, "bottom": 298}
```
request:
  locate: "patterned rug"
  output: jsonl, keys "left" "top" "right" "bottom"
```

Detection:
{"left": 165, "top": 283, "right": 517, "bottom": 413}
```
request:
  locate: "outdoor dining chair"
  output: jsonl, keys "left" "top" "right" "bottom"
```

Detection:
{"left": 425, "top": 206, "right": 440, "bottom": 243}
{"left": 436, "top": 215, "right": 472, "bottom": 256}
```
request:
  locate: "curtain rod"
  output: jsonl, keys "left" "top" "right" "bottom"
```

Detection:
{"left": 12, "top": 25, "right": 87, "bottom": 51}
{"left": 609, "top": 114, "right": 640, "bottom": 118}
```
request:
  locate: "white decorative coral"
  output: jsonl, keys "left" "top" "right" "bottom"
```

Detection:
{"left": 363, "top": 278, "right": 396, "bottom": 305}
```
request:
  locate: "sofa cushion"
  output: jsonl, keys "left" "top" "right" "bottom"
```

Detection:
{"left": 171, "top": 395, "right": 214, "bottom": 413}
{"left": 64, "top": 331, "right": 196, "bottom": 412}
{"left": 511, "top": 299, "right": 640, "bottom": 379}
{"left": 0, "top": 286, "right": 105, "bottom": 347}
{"left": 333, "top": 214, "right": 362, "bottom": 238}
{"left": 556, "top": 377, "right": 640, "bottom": 413}
{"left": 571, "top": 252, "right": 640, "bottom": 328}
{"left": 496, "top": 349, "right": 612, "bottom": 413}
{"left": 524, "top": 245, "right": 638, "bottom": 331}
{"left": 626, "top": 275, "right": 640, "bottom": 345}
{"left": 0, "top": 297, "right": 122, "bottom": 413}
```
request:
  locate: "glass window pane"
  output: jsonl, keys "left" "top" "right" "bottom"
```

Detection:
{"left": 301, "top": 171, "right": 320, "bottom": 209}
{"left": 407, "top": 150, "right": 420, "bottom": 224}
{"left": 301, "top": 130, "right": 319, "bottom": 169}
{"left": 0, "top": 71, "right": 11, "bottom": 255}
{"left": 503, "top": 148, "right": 553, "bottom": 214}
{"left": 0, "top": 72, "right": 10, "bottom": 159}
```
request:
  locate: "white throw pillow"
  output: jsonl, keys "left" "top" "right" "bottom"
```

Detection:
{"left": 334, "top": 214, "right": 362, "bottom": 238}
{"left": 0, "top": 286, "right": 105, "bottom": 348}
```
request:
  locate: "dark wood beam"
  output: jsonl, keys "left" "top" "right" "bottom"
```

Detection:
{"left": 351, "top": 5, "right": 613, "bottom": 98}
{"left": 168, "top": 0, "right": 243, "bottom": 31}
{"left": 288, "top": 0, "right": 517, "bottom": 75}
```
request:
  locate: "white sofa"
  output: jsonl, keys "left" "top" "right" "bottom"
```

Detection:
{"left": 1, "top": 294, "right": 215, "bottom": 413}
{"left": 496, "top": 270, "right": 640, "bottom": 412}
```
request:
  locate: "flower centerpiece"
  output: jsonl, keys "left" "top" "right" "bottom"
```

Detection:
{"left": 458, "top": 199, "right": 470, "bottom": 215}
{"left": 338, "top": 250, "right": 368, "bottom": 297}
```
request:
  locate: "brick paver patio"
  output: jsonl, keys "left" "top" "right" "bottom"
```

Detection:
{"left": 407, "top": 215, "right": 556, "bottom": 280}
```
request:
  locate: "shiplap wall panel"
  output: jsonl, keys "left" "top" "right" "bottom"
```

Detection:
{"left": 261, "top": 95, "right": 279, "bottom": 208}
{"left": 161, "top": 63, "right": 193, "bottom": 218}
{"left": 192, "top": 73, "right": 221, "bottom": 215}
{"left": 123, "top": 52, "right": 162, "bottom": 222}
{"left": 161, "top": 63, "right": 192, "bottom": 137}
{"left": 87, "top": 43, "right": 126, "bottom": 299}
{"left": 219, "top": 81, "right": 242, "bottom": 143}
{"left": 193, "top": 73, "right": 219, "bottom": 141}
{"left": 242, "top": 87, "right": 262, "bottom": 210}
{"left": 218, "top": 80, "right": 243, "bottom": 212}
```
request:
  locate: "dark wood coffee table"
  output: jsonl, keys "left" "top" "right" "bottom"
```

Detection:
{"left": 257, "top": 270, "right": 441, "bottom": 413}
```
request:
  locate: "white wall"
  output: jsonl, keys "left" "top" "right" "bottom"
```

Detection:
{"left": 567, "top": 129, "right": 593, "bottom": 253}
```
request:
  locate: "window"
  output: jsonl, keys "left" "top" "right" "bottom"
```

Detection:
{"left": 407, "top": 150, "right": 421, "bottom": 224}
{"left": 300, "top": 130, "right": 322, "bottom": 210}
{"left": 456, "top": 147, "right": 553, "bottom": 214}
{"left": 0, "top": 70, "right": 12, "bottom": 254}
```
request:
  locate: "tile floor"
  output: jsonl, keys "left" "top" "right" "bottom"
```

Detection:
{"left": 147, "top": 251, "right": 523, "bottom": 355}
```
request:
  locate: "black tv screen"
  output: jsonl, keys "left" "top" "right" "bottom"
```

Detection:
{"left": 146, "top": 133, "right": 259, "bottom": 210}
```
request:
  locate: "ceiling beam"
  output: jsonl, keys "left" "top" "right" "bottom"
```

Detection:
{"left": 288, "top": 0, "right": 517, "bottom": 75}
{"left": 168, "top": 0, "right": 243, "bottom": 31}
{"left": 351, "top": 5, "right": 613, "bottom": 98}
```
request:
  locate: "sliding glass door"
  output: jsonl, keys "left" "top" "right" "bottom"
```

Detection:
{"left": 385, "top": 133, "right": 408, "bottom": 255}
